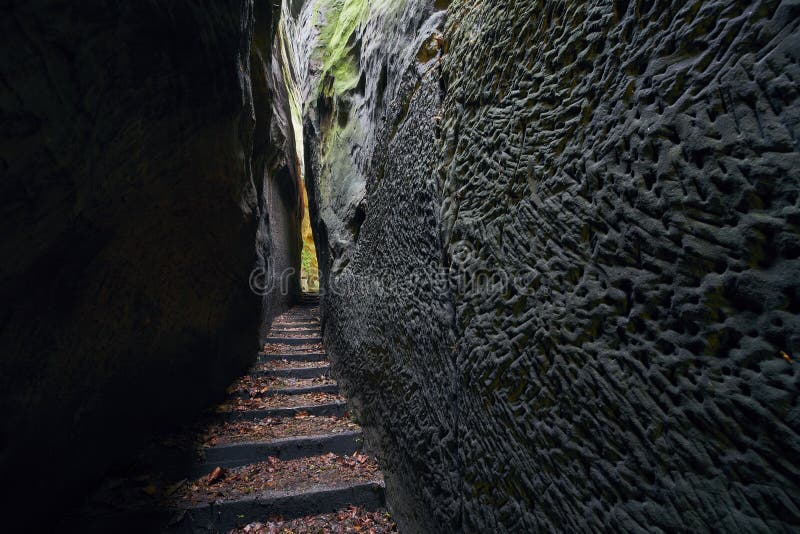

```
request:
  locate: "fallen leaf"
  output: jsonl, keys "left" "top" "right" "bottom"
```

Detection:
{"left": 208, "top": 466, "right": 226, "bottom": 485}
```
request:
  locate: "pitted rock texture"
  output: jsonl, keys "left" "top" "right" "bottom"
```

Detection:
{"left": 303, "top": 0, "right": 800, "bottom": 532}
{"left": 0, "top": 0, "right": 301, "bottom": 523}
{"left": 308, "top": 57, "right": 458, "bottom": 530}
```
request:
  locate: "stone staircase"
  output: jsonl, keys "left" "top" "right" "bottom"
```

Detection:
{"left": 62, "top": 294, "right": 395, "bottom": 533}
{"left": 168, "top": 294, "right": 389, "bottom": 532}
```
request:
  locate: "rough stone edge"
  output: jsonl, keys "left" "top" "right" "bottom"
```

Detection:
{"left": 255, "top": 366, "right": 331, "bottom": 379}
{"left": 167, "top": 481, "right": 386, "bottom": 532}
{"left": 258, "top": 351, "right": 327, "bottom": 362}
{"left": 194, "top": 431, "right": 363, "bottom": 475}
{"left": 220, "top": 402, "right": 347, "bottom": 421}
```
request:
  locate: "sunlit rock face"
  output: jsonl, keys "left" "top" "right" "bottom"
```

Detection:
{"left": 294, "top": 0, "right": 800, "bottom": 531}
{"left": 0, "top": 0, "right": 301, "bottom": 521}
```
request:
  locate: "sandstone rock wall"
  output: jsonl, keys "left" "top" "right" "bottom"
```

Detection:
{"left": 299, "top": 0, "right": 800, "bottom": 531}
{"left": 0, "top": 0, "right": 301, "bottom": 520}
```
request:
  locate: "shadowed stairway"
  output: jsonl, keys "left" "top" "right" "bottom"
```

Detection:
{"left": 62, "top": 294, "right": 396, "bottom": 533}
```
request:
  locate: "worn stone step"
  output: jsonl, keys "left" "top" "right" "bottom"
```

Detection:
{"left": 256, "top": 368, "right": 329, "bottom": 379}
{"left": 200, "top": 415, "right": 359, "bottom": 449}
{"left": 267, "top": 384, "right": 337, "bottom": 396}
{"left": 254, "top": 364, "right": 330, "bottom": 380}
{"left": 258, "top": 352, "right": 326, "bottom": 363}
{"left": 232, "top": 506, "right": 398, "bottom": 533}
{"left": 226, "top": 375, "right": 334, "bottom": 396}
{"left": 258, "top": 352, "right": 328, "bottom": 360}
{"left": 193, "top": 431, "right": 363, "bottom": 476}
{"left": 67, "top": 476, "right": 380, "bottom": 533}
{"left": 168, "top": 453, "right": 382, "bottom": 533}
{"left": 269, "top": 327, "right": 320, "bottom": 334}
{"left": 268, "top": 332, "right": 321, "bottom": 338}
{"left": 265, "top": 336, "right": 323, "bottom": 345}
{"left": 227, "top": 376, "right": 336, "bottom": 398}
{"left": 167, "top": 482, "right": 384, "bottom": 533}
{"left": 218, "top": 391, "right": 344, "bottom": 413}
{"left": 268, "top": 328, "right": 320, "bottom": 335}
{"left": 271, "top": 322, "right": 320, "bottom": 329}
{"left": 231, "top": 383, "right": 338, "bottom": 398}
{"left": 220, "top": 402, "right": 347, "bottom": 421}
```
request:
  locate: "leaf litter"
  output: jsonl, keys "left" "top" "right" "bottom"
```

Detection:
{"left": 201, "top": 414, "right": 359, "bottom": 446}
{"left": 227, "top": 375, "right": 335, "bottom": 398}
{"left": 217, "top": 392, "right": 345, "bottom": 412}
{"left": 173, "top": 453, "right": 382, "bottom": 505}
{"left": 256, "top": 360, "right": 331, "bottom": 371}
{"left": 230, "top": 506, "right": 398, "bottom": 533}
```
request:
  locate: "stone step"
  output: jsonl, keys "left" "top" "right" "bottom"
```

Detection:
{"left": 255, "top": 366, "right": 330, "bottom": 380}
{"left": 168, "top": 453, "right": 382, "bottom": 533}
{"left": 218, "top": 391, "right": 344, "bottom": 413}
{"left": 200, "top": 415, "right": 359, "bottom": 449}
{"left": 167, "top": 482, "right": 384, "bottom": 533}
{"left": 272, "top": 321, "right": 319, "bottom": 327}
{"left": 267, "top": 330, "right": 320, "bottom": 336}
{"left": 269, "top": 327, "right": 321, "bottom": 334}
{"left": 193, "top": 431, "right": 362, "bottom": 476}
{"left": 220, "top": 402, "right": 347, "bottom": 421}
{"left": 269, "top": 332, "right": 321, "bottom": 338}
{"left": 258, "top": 352, "right": 327, "bottom": 363}
{"left": 267, "top": 384, "right": 338, "bottom": 396}
{"left": 271, "top": 321, "right": 320, "bottom": 329}
{"left": 231, "top": 383, "right": 338, "bottom": 398}
{"left": 265, "top": 337, "right": 323, "bottom": 345}
{"left": 71, "top": 479, "right": 382, "bottom": 533}
{"left": 226, "top": 375, "right": 334, "bottom": 395}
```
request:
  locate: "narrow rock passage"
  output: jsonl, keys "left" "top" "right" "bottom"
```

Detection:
{"left": 169, "top": 293, "right": 396, "bottom": 532}
{"left": 62, "top": 294, "right": 398, "bottom": 533}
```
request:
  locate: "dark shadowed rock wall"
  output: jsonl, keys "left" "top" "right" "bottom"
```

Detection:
{"left": 0, "top": 0, "right": 301, "bottom": 522}
{"left": 297, "top": 0, "right": 800, "bottom": 531}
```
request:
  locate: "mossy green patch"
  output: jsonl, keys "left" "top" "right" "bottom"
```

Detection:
{"left": 309, "top": 0, "right": 367, "bottom": 97}
{"left": 311, "top": 0, "right": 406, "bottom": 98}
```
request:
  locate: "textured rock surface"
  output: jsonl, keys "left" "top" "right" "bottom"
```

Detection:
{"left": 0, "top": 0, "right": 302, "bottom": 522}
{"left": 298, "top": 0, "right": 800, "bottom": 531}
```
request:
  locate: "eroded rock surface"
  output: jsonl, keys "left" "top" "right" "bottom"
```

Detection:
{"left": 295, "top": 0, "right": 800, "bottom": 531}
{"left": 0, "top": 0, "right": 302, "bottom": 522}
